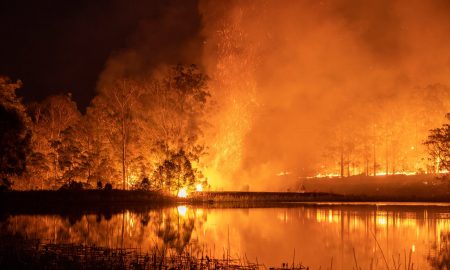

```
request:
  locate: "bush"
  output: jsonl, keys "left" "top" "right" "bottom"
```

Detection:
{"left": 58, "top": 181, "right": 83, "bottom": 191}
{"left": 104, "top": 183, "right": 112, "bottom": 191}
{"left": 138, "top": 177, "right": 150, "bottom": 191}
{"left": 0, "top": 177, "right": 12, "bottom": 191}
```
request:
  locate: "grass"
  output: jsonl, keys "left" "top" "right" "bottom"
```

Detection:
{"left": 0, "top": 233, "right": 309, "bottom": 270}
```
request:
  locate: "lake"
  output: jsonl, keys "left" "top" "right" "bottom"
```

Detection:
{"left": 2, "top": 203, "right": 450, "bottom": 269}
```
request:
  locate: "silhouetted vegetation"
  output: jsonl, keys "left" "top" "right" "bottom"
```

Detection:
{"left": 0, "top": 77, "right": 31, "bottom": 185}
{"left": 0, "top": 232, "right": 261, "bottom": 270}
{"left": 425, "top": 113, "right": 450, "bottom": 173}
{"left": 428, "top": 232, "right": 450, "bottom": 269}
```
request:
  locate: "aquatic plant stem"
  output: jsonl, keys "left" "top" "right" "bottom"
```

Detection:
{"left": 371, "top": 230, "right": 390, "bottom": 270}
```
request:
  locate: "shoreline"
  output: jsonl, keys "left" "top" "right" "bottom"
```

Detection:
{"left": 1, "top": 190, "right": 450, "bottom": 215}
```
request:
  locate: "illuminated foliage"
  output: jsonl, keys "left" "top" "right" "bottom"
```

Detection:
{"left": 152, "top": 150, "right": 196, "bottom": 194}
{"left": 85, "top": 64, "right": 210, "bottom": 190}
{"left": 92, "top": 78, "right": 144, "bottom": 190}
{"left": 26, "top": 94, "right": 80, "bottom": 188}
{"left": 143, "top": 64, "right": 210, "bottom": 160}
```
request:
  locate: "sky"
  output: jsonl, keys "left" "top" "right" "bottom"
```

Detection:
{"left": 0, "top": 0, "right": 202, "bottom": 109}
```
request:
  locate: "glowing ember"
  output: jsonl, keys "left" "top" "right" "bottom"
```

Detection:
{"left": 276, "top": 171, "right": 291, "bottom": 176}
{"left": 177, "top": 188, "right": 188, "bottom": 198}
{"left": 196, "top": 183, "right": 203, "bottom": 192}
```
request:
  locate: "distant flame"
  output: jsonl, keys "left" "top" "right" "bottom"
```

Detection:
{"left": 277, "top": 171, "right": 291, "bottom": 176}
{"left": 196, "top": 183, "right": 203, "bottom": 192}
{"left": 177, "top": 188, "right": 188, "bottom": 198}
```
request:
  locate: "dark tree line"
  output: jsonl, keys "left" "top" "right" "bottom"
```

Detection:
{"left": 0, "top": 77, "right": 31, "bottom": 190}
{"left": 0, "top": 65, "right": 210, "bottom": 193}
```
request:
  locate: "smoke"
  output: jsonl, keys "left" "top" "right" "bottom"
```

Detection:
{"left": 199, "top": 0, "right": 450, "bottom": 190}
{"left": 97, "top": 0, "right": 204, "bottom": 90}
{"left": 96, "top": 0, "right": 450, "bottom": 191}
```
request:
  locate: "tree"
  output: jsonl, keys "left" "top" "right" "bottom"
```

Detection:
{"left": 91, "top": 78, "right": 144, "bottom": 189}
{"left": 144, "top": 64, "right": 210, "bottom": 161}
{"left": 86, "top": 64, "right": 210, "bottom": 191}
{"left": 143, "top": 64, "right": 210, "bottom": 192}
{"left": 152, "top": 150, "right": 198, "bottom": 194}
{"left": 27, "top": 94, "right": 80, "bottom": 188}
{"left": 424, "top": 113, "right": 450, "bottom": 173}
{"left": 0, "top": 76, "right": 31, "bottom": 184}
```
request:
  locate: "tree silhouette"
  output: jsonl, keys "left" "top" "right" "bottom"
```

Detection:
{"left": 0, "top": 77, "right": 31, "bottom": 185}
{"left": 424, "top": 113, "right": 450, "bottom": 173}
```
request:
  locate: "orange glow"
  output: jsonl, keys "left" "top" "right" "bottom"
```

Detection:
{"left": 177, "top": 205, "right": 188, "bottom": 217}
{"left": 195, "top": 183, "right": 203, "bottom": 192}
{"left": 197, "top": 1, "right": 450, "bottom": 190}
{"left": 177, "top": 188, "right": 188, "bottom": 198}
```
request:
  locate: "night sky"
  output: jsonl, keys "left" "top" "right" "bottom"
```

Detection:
{"left": 0, "top": 0, "right": 201, "bottom": 110}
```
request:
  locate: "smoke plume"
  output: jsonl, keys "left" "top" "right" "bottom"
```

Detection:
{"left": 97, "top": 0, "right": 450, "bottom": 190}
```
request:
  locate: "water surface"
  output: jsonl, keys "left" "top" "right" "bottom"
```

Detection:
{"left": 2, "top": 203, "right": 450, "bottom": 269}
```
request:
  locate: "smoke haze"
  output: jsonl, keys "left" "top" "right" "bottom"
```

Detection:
{"left": 99, "top": 0, "right": 450, "bottom": 190}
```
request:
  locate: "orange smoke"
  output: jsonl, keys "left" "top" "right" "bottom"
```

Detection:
{"left": 199, "top": 0, "right": 450, "bottom": 190}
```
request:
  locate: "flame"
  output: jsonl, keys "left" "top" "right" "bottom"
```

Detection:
{"left": 308, "top": 173, "right": 341, "bottom": 179}
{"left": 277, "top": 171, "right": 291, "bottom": 176}
{"left": 196, "top": 183, "right": 203, "bottom": 192}
{"left": 177, "top": 188, "right": 188, "bottom": 198}
{"left": 310, "top": 171, "right": 421, "bottom": 179}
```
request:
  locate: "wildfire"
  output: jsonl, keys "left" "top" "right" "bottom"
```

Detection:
{"left": 177, "top": 188, "right": 188, "bottom": 198}
{"left": 308, "top": 173, "right": 340, "bottom": 179}
{"left": 276, "top": 171, "right": 291, "bottom": 176}
{"left": 196, "top": 183, "right": 203, "bottom": 192}
{"left": 310, "top": 171, "right": 422, "bottom": 179}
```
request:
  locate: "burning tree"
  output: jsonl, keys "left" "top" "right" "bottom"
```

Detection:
{"left": 91, "top": 78, "right": 144, "bottom": 190}
{"left": 1, "top": 64, "right": 210, "bottom": 191}
{"left": 424, "top": 113, "right": 450, "bottom": 173}
{"left": 26, "top": 94, "right": 81, "bottom": 189}
{"left": 144, "top": 64, "right": 210, "bottom": 193}
{"left": 152, "top": 150, "right": 197, "bottom": 195}
{"left": 88, "top": 64, "right": 210, "bottom": 191}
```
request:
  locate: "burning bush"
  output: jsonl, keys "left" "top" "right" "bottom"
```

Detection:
{"left": 152, "top": 150, "right": 198, "bottom": 195}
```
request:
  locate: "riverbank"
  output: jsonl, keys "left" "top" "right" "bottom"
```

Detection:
{"left": 297, "top": 174, "right": 450, "bottom": 197}
{"left": 1, "top": 188, "right": 450, "bottom": 215}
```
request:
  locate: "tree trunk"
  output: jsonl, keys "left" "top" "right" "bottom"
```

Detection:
{"left": 385, "top": 133, "right": 389, "bottom": 176}
{"left": 373, "top": 144, "right": 376, "bottom": 176}
{"left": 122, "top": 117, "right": 126, "bottom": 190}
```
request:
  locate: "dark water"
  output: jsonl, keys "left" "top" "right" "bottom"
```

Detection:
{"left": 2, "top": 203, "right": 450, "bottom": 269}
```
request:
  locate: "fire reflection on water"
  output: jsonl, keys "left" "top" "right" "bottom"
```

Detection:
{"left": 2, "top": 205, "right": 450, "bottom": 269}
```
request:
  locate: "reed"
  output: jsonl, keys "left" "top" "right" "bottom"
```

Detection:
{"left": 0, "top": 235, "right": 308, "bottom": 270}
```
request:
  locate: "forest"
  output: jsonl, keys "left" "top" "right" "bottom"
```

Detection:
{"left": 2, "top": 66, "right": 450, "bottom": 195}
{"left": 0, "top": 64, "right": 210, "bottom": 194}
